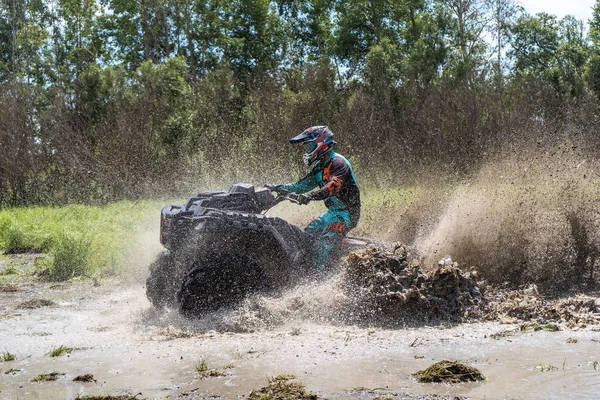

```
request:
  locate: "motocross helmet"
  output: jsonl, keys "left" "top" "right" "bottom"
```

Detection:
{"left": 290, "top": 126, "right": 336, "bottom": 166}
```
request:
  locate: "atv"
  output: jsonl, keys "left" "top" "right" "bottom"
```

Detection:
{"left": 146, "top": 183, "right": 369, "bottom": 317}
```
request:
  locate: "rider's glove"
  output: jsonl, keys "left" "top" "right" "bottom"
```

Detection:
{"left": 297, "top": 194, "right": 311, "bottom": 205}
{"left": 266, "top": 184, "right": 284, "bottom": 193}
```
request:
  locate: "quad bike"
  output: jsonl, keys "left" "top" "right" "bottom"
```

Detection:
{"left": 146, "top": 183, "right": 370, "bottom": 317}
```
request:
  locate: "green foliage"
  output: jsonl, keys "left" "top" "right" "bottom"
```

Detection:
{"left": 49, "top": 345, "right": 73, "bottom": 357}
{"left": 1, "top": 351, "right": 15, "bottom": 361}
{"left": 0, "top": 201, "right": 161, "bottom": 279}
{"left": 48, "top": 233, "right": 92, "bottom": 281}
{"left": 510, "top": 13, "right": 589, "bottom": 96}
{"left": 0, "top": 0, "right": 599, "bottom": 207}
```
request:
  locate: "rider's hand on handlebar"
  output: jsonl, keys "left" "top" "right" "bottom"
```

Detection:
{"left": 297, "top": 194, "right": 311, "bottom": 205}
{"left": 265, "top": 184, "right": 283, "bottom": 193}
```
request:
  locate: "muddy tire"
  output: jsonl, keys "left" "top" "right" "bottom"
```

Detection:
{"left": 178, "top": 254, "right": 268, "bottom": 318}
{"left": 146, "top": 251, "right": 182, "bottom": 308}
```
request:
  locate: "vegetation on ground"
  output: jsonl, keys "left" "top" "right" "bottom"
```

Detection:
{"left": 16, "top": 299, "right": 57, "bottom": 309}
{"left": 414, "top": 360, "right": 485, "bottom": 383}
{"left": 195, "top": 359, "right": 233, "bottom": 378}
{"left": 248, "top": 374, "right": 318, "bottom": 400}
{"left": 0, "top": 201, "right": 162, "bottom": 281}
{"left": 31, "top": 372, "right": 65, "bottom": 382}
{"left": 1, "top": 351, "right": 15, "bottom": 361}
{"left": 49, "top": 345, "right": 74, "bottom": 357}
{"left": 73, "top": 373, "right": 97, "bottom": 382}
{"left": 74, "top": 395, "right": 143, "bottom": 400}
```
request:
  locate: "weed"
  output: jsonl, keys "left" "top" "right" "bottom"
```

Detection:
{"left": 74, "top": 394, "right": 143, "bottom": 400}
{"left": 32, "top": 372, "right": 65, "bottom": 382}
{"left": 414, "top": 360, "right": 485, "bottom": 383}
{"left": 0, "top": 266, "right": 18, "bottom": 275}
{"left": 566, "top": 338, "right": 578, "bottom": 344}
{"left": 48, "top": 233, "right": 92, "bottom": 281}
{"left": 0, "top": 282, "right": 18, "bottom": 292}
{"left": 16, "top": 299, "right": 57, "bottom": 309}
{"left": 49, "top": 345, "right": 73, "bottom": 357}
{"left": 195, "top": 359, "right": 233, "bottom": 378}
{"left": 4, "top": 368, "right": 21, "bottom": 374}
{"left": 248, "top": 374, "right": 318, "bottom": 400}
{"left": 1, "top": 352, "right": 15, "bottom": 361}
{"left": 537, "top": 364, "right": 558, "bottom": 372}
{"left": 521, "top": 323, "right": 560, "bottom": 332}
{"left": 490, "top": 328, "right": 519, "bottom": 339}
{"left": 73, "top": 373, "right": 97, "bottom": 382}
{"left": 289, "top": 327, "right": 301, "bottom": 336}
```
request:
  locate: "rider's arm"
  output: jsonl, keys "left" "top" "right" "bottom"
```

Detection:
{"left": 281, "top": 171, "right": 318, "bottom": 194}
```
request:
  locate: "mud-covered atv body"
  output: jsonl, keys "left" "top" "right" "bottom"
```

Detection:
{"left": 146, "top": 183, "right": 368, "bottom": 317}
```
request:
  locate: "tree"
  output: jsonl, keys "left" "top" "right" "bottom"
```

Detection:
{"left": 510, "top": 12, "right": 589, "bottom": 97}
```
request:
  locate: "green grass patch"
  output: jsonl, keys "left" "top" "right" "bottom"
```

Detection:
{"left": 1, "top": 351, "right": 15, "bottom": 361}
{"left": 49, "top": 345, "right": 73, "bottom": 357}
{"left": 0, "top": 266, "right": 18, "bottom": 275}
{"left": 248, "top": 374, "right": 318, "bottom": 400}
{"left": 0, "top": 201, "right": 164, "bottom": 281}
{"left": 414, "top": 360, "right": 485, "bottom": 383}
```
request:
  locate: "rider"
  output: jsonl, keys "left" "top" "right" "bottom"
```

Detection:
{"left": 271, "top": 126, "right": 361, "bottom": 271}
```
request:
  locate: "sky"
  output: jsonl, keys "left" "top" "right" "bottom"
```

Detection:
{"left": 519, "top": 0, "right": 596, "bottom": 22}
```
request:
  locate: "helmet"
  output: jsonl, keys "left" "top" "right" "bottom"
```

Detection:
{"left": 290, "top": 126, "right": 336, "bottom": 165}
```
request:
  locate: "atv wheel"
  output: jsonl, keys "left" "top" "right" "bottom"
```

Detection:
{"left": 178, "top": 254, "right": 268, "bottom": 317}
{"left": 146, "top": 251, "right": 181, "bottom": 308}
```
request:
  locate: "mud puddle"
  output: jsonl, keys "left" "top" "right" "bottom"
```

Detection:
{"left": 1, "top": 255, "right": 599, "bottom": 400}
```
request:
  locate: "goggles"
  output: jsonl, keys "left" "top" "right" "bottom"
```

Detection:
{"left": 303, "top": 141, "right": 317, "bottom": 153}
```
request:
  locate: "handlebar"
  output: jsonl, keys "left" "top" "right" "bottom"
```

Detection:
{"left": 264, "top": 185, "right": 299, "bottom": 205}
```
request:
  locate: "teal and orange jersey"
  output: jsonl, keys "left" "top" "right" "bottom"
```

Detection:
{"left": 282, "top": 151, "right": 361, "bottom": 228}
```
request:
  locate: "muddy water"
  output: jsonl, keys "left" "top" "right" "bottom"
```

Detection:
{"left": 1, "top": 256, "right": 599, "bottom": 400}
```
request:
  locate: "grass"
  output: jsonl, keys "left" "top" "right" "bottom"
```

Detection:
{"left": 4, "top": 368, "right": 21, "bottom": 374}
{"left": 0, "top": 266, "right": 18, "bottom": 275}
{"left": 289, "top": 327, "right": 301, "bottom": 336}
{"left": 195, "top": 359, "right": 233, "bottom": 378}
{"left": 414, "top": 360, "right": 485, "bottom": 383}
{"left": 49, "top": 345, "right": 73, "bottom": 357}
{"left": 521, "top": 323, "right": 560, "bottom": 332}
{"left": 537, "top": 364, "right": 559, "bottom": 372}
{"left": 32, "top": 372, "right": 65, "bottom": 382}
{"left": 248, "top": 374, "right": 318, "bottom": 400}
{"left": 1, "top": 351, "right": 15, "bottom": 361}
{"left": 0, "top": 201, "right": 163, "bottom": 281}
{"left": 74, "top": 395, "right": 142, "bottom": 400}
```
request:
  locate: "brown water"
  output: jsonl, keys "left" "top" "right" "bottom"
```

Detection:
{"left": 1, "top": 258, "right": 599, "bottom": 400}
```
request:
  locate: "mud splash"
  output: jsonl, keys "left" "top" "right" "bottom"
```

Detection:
{"left": 415, "top": 151, "right": 600, "bottom": 293}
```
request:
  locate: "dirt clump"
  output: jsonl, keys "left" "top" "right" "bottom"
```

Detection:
{"left": 473, "top": 285, "right": 600, "bottom": 328}
{"left": 0, "top": 284, "right": 19, "bottom": 292}
{"left": 16, "top": 298, "right": 57, "bottom": 309}
{"left": 32, "top": 371, "right": 65, "bottom": 382}
{"left": 342, "top": 245, "right": 481, "bottom": 325}
{"left": 414, "top": 360, "right": 485, "bottom": 383}
{"left": 195, "top": 359, "right": 233, "bottom": 379}
{"left": 342, "top": 244, "right": 600, "bottom": 329}
{"left": 73, "top": 373, "right": 97, "bottom": 382}
{"left": 74, "top": 395, "right": 143, "bottom": 400}
{"left": 247, "top": 374, "right": 318, "bottom": 400}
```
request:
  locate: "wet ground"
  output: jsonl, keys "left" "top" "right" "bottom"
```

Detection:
{"left": 1, "top": 254, "right": 599, "bottom": 400}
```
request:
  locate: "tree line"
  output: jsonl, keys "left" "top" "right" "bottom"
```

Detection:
{"left": 2, "top": 0, "right": 600, "bottom": 205}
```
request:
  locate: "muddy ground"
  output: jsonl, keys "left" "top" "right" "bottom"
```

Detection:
{"left": 0, "top": 253, "right": 599, "bottom": 400}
